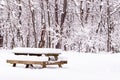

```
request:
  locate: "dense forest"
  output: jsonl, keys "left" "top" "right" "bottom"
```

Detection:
{"left": 0, "top": 0, "right": 120, "bottom": 53}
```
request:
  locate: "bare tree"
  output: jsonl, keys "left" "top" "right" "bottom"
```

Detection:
{"left": 38, "top": 0, "right": 46, "bottom": 48}
{"left": 46, "top": 0, "right": 51, "bottom": 48}
{"left": 56, "top": 0, "right": 67, "bottom": 49}
{"left": 106, "top": 0, "right": 112, "bottom": 52}
{"left": 28, "top": 0, "right": 37, "bottom": 48}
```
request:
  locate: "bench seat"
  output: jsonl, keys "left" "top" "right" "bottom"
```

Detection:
{"left": 6, "top": 60, "right": 67, "bottom": 68}
{"left": 47, "top": 61, "right": 67, "bottom": 67}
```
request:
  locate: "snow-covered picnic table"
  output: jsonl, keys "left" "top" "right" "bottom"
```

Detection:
{"left": 7, "top": 47, "right": 67, "bottom": 68}
{"left": 12, "top": 47, "right": 62, "bottom": 60}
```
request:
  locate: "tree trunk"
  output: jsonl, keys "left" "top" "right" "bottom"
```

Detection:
{"left": 55, "top": 0, "right": 59, "bottom": 25}
{"left": 28, "top": 0, "right": 37, "bottom": 48}
{"left": 56, "top": 0, "right": 67, "bottom": 49}
{"left": 85, "top": 0, "right": 90, "bottom": 24}
{"left": 106, "top": 0, "right": 111, "bottom": 52}
{"left": 60, "top": 0, "right": 67, "bottom": 27}
{"left": 17, "top": 0, "right": 22, "bottom": 25}
{"left": 46, "top": 0, "right": 51, "bottom": 48}
{"left": 38, "top": 0, "right": 46, "bottom": 48}
{"left": 38, "top": 24, "right": 46, "bottom": 48}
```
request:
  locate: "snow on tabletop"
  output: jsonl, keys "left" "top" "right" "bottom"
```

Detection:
{"left": 7, "top": 55, "right": 48, "bottom": 61}
{"left": 12, "top": 47, "right": 62, "bottom": 54}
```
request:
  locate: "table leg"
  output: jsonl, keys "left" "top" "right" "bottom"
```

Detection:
{"left": 26, "top": 64, "right": 29, "bottom": 68}
{"left": 42, "top": 62, "right": 46, "bottom": 68}
{"left": 54, "top": 56, "right": 58, "bottom": 60}
{"left": 13, "top": 63, "right": 16, "bottom": 67}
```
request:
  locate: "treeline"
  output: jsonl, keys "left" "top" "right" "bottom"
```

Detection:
{"left": 0, "top": 0, "right": 120, "bottom": 53}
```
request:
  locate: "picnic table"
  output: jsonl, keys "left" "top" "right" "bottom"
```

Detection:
{"left": 13, "top": 47, "right": 61, "bottom": 60}
{"left": 7, "top": 47, "right": 67, "bottom": 68}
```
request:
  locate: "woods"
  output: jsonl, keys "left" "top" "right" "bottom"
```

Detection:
{"left": 0, "top": 0, "right": 120, "bottom": 53}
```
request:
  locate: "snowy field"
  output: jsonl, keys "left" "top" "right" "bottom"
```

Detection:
{"left": 0, "top": 49, "right": 120, "bottom": 80}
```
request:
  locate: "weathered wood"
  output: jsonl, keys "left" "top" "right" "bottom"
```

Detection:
{"left": 45, "top": 54, "right": 59, "bottom": 60}
{"left": 42, "top": 62, "right": 46, "bottom": 68}
{"left": 7, "top": 60, "right": 47, "bottom": 68}
{"left": 26, "top": 64, "right": 29, "bottom": 68}
{"left": 13, "top": 63, "right": 16, "bottom": 67}
{"left": 58, "top": 63, "right": 62, "bottom": 67}
{"left": 7, "top": 60, "right": 67, "bottom": 68}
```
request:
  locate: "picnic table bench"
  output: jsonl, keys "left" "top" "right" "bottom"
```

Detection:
{"left": 7, "top": 47, "right": 67, "bottom": 68}
{"left": 7, "top": 60, "right": 67, "bottom": 68}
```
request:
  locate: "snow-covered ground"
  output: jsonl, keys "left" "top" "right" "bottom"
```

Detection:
{"left": 0, "top": 49, "right": 120, "bottom": 80}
